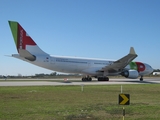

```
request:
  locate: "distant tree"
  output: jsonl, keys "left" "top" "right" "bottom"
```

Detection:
{"left": 50, "top": 72, "right": 57, "bottom": 76}
{"left": 35, "top": 73, "right": 45, "bottom": 77}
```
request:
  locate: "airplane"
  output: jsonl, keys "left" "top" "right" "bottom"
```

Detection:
{"left": 8, "top": 21, "right": 153, "bottom": 81}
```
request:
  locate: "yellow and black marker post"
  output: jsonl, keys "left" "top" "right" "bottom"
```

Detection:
{"left": 119, "top": 94, "right": 130, "bottom": 120}
{"left": 122, "top": 107, "right": 125, "bottom": 120}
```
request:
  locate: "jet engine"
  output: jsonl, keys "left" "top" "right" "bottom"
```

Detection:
{"left": 121, "top": 70, "right": 139, "bottom": 79}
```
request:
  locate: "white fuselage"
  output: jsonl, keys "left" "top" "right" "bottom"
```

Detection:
{"left": 13, "top": 54, "right": 152, "bottom": 76}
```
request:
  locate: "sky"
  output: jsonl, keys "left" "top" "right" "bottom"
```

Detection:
{"left": 1, "top": 0, "right": 160, "bottom": 76}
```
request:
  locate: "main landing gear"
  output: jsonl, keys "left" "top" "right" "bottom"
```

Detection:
{"left": 98, "top": 77, "right": 109, "bottom": 81}
{"left": 82, "top": 76, "right": 92, "bottom": 81}
{"left": 140, "top": 75, "right": 143, "bottom": 81}
{"left": 81, "top": 76, "right": 109, "bottom": 81}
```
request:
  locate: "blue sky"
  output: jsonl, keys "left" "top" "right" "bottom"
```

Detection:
{"left": 1, "top": 0, "right": 160, "bottom": 76}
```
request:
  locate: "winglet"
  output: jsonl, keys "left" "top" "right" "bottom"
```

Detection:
{"left": 129, "top": 47, "right": 136, "bottom": 55}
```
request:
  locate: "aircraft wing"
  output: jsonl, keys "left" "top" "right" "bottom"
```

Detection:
{"left": 102, "top": 47, "right": 138, "bottom": 72}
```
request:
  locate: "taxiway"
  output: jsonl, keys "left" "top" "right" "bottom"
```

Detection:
{"left": 0, "top": 78, "right": 160, "bottom": 86}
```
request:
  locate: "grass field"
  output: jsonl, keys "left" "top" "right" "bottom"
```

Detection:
{"left": 0, "top": 84, "right": 160, "bottom": 120}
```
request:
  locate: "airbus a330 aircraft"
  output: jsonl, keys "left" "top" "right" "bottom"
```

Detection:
{"left": 8, "top": 21, "right": 153, "bottom": 81}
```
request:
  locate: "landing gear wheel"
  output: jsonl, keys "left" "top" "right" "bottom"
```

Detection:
{"left": 82, "top": 76, "right": 92, "bottom": 81}
{"left": 140, "top": 76, "right": 143, "bottom": 81}
{"left": 89, "top": 77, "right": 92, "bottom": 81}
{"left": 98, "top": 77, "right": 109, "bottom": 81}
{"left": 82, "top": 77, "right": 85, "bottom": 81}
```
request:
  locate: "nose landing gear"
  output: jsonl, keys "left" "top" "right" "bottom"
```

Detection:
{"left": 140, "top": 75, "right": 143, "bottom": 81}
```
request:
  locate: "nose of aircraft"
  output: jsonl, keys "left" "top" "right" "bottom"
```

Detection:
{"left": 144, "top": 63, "right": 153, "bottom": 74}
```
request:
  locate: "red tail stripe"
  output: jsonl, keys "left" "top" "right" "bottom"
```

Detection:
{"left": 17, "top": 23, "right": 36, "bottom": 50}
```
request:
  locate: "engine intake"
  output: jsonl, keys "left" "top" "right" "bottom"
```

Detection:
{"left": 121, "top": 70, "right": 139, "bottom": 79}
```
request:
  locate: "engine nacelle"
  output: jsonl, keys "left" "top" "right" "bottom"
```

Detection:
{"left": 121, "top": 70, "right": 139, "bottom": 79}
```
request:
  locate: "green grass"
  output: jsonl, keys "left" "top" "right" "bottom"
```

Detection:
{"left": 0, "top": 84, "right": 160, "bottom": 120}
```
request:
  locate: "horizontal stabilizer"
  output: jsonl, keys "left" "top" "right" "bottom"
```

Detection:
{"left": 19, "top": 49, "right": 36, "bottom": 61}
{"left": 4, "top": 55, "right": 12, "bottom": 57}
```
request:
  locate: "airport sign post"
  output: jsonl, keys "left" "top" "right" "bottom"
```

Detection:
{"left": 118, "top": 94, "right": 130, "bottom": 120}
{"left": 119, "top": 85, "right": 130, "bottom": 120}
{"left": 119, "top": 94, "right": 130, "bottom": 105}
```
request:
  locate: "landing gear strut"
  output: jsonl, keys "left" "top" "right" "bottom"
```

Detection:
{"left": 82, "top": 76, "right": 92, "bottom": 81}
{"left": 140, "top": 75, "right": 143, "bottom": 81}
{"left": 98, "top": 77, "right": 109, "bottom": 81}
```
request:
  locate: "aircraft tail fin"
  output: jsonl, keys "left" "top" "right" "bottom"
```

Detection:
{"left": 8, "top": 21, "right": 48, "bottom": 59}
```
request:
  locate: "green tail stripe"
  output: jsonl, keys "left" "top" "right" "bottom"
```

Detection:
{"left": 129, "top": 62, "right": 137, "bottom": 70}
{"left": 8, "top": 21, "right": 18, "bottom": 47}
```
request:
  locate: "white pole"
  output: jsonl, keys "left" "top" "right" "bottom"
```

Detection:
{"left": 81, "top": 84, "right": 84, "bottom": 92}
{"left": 121, "top": 85, "right": 123, "bottom": 93}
